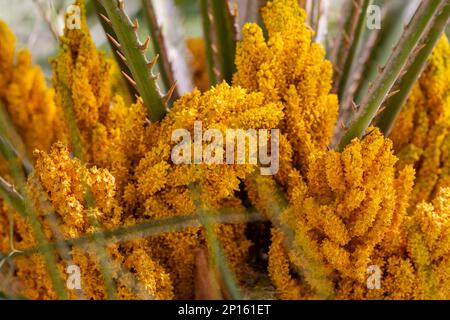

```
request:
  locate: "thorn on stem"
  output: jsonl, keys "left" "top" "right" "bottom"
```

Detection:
{"left": 135, "top": 95, "right": 144, "bottom": 104}
{"left": 362, "top": 128, "right": 376, "bottom": 140}
{"left": 132, "top": 18, "right": 139, "bottom": 31}
{"left": 164, "top": 81, "right": 177, "bottom": 104}
{"left": 99, "top": 13, "right": 111, "bottom": 25}
{"left": 116, "top": 50, "right": 127, "bottom": 63}
{"left": 117, "top": 0, "right": 124, "bottom": 11}
{"left": 147, "top": 54, "right": 159, "bottom": 69}
{"left": 377, "top": 106, "right": 386, "bottom": 116}
{"left": 122, "top": 71, "right": 137, "bottom": 88}
{"left": 106, "top": 33, "right": 121, "bottom": 48}
{"left": 139, "top": 35, "right": 151, "bottom": 52}
{"left": 386, "top": 89, "right": 400, "bottom": 100}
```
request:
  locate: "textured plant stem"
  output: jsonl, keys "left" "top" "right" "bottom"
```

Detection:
{"left": 190, "top": 184, "right": 242, "bottom": 300}
{"left": 337, "top": 0, "right": 373, "bottom": 102}
{"left": 93, "top": 0, "right": 138, "bottom": 101}
{"left": 210, "top": 0, "right": 237, "bottom": 84}
{"left": 0, "top": 177, "right": 25, "bottom": 215}
{"left": 331, "top": 0, "right": 362, "bottom": 91}
{"left": 100, "top": 0, "right": 167, "bottom": 122}
{"left": 0, "top": 155, "right": 67, "bottom": 299}
{"left": 7, "top": 210, "right": 264, "bottom": 259}
{"left": 377, "top": 1, "right": 450, "bottom": 135}
{"left": 353, "top": 0, "right": 418, "bottom": 105}
{"left": 142, "top": 0, "right": 177, "bottom": 98}
{"left": 0, "top": 103, "right": 32, "bottom": 174}
{"left": 200, "top": 0, "right": 218, "bottom": 86}
{"left": 337, "top": 0, "right": 445, "bottom": 151}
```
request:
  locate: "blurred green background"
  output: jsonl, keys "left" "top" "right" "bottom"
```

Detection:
{"left": 0, "top": 0, "right": 449, "bottom": 79}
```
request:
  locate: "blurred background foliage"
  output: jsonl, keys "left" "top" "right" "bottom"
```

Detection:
{"left": 0, "top": 0, "right": 449, "bottom": 86}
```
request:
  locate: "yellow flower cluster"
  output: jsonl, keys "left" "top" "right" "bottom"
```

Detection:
{"left": 51, "top": 0, "right": 112, "bottom": 159}
{"left": 234, "top": 0, "right": 338, "bottom": 172}
{"left": 0, "top": 21, "right": 57, "bottom": 154}
{"left": 390, "top": 36, "right": 450, "bottom": 206}
{"left": 7, "top": 143, "right": 174, "bottom": 299}
{"left": 249, "top": 129, "right": 415, "bottom": 299}
{"left": 126, "top": 82, "right": 283, "bottom": 298}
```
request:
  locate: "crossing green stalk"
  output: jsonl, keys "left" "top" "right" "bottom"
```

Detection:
{"left": 338, "top": 0, "right": 446, "bottom": 151}
{"left": 377, "top": 1, "right": 450, "bottom": 135}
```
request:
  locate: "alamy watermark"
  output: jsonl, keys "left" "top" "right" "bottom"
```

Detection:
{"left": 66, "top": 4, "right": 81, "bottom": 30}
{"left": 66, "top": 264, "right": 81, "bottom": 290}
{"left": 367, "top": 5, "right": 381, "bottom": 30}
{"left": 171, "top": 121, "right": 280, "bottom": 176}
{"left": 367, "top": 265, "right": 381, "bottom": 290}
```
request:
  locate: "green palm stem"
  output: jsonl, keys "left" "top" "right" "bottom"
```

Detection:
{"left": 4, "top": 209, "right": 264, "bottom": 259}
{"left": 142, "top": 0, "right": 177, "bottom": 98}
{"left": 0, "top": 103, "right": 32, "bottom": 174}
{"left": 331, "top": 0, "right": 363, "bottom": 91}
{"left": 0, "top": 105, "right": 68, "bottom": 299}
{"left": 0, "top": 175, "right": 68, "bottom": 300}
{"left": 93, "top": 0, "right": 138, "bottom": 102}
{"left": 99, "top": 0, "right": 170, "bottom": 122}
{"left": 189, "top": 184, "right": 242, "bottom": 300}
{"left": 353, "top": 0, "right": 408, "bottom": 105}
{"left": 337, "top": 0, "right": 373, "bottom": 104}
{"left": 337, "top": 0, "right": 446, "bottom": 151}
{"left": 377, "top": 1, "right": 450, "bottom": 135}
{"left": 210, "top": 0, "right": 237, "bottom": 84}
{"left": 0, "top": 177, "right": 25, "bottom": 215}
{"left": 200, "top": 0, "right": 218, "bottom": 86}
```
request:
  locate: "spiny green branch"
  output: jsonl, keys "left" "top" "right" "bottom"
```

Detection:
{"left": 337, "top": 0, "right": 373, "bottom": 104}
{"left": 377, "top": 1, "right": 450, "bottom": 135}
{"left": 98, "top": 0, "right": 176, "bottom": 122}
{"left": 203, "top": 0, "right": 238, "bottom": 84}
{"left": 331, "top": 0, "right": 364, "bottom": 89}
{"left": 142, "top": 0, "right": 178, "bottom": 99}
{"left": 6, "top": 209, "right": 264, "bottom": 259}
{"left": 337, "top": 0, "right": 447, "bottom": 151}
{"left": 93, "top": 0, "right": 138, "bottom": 101}
{"left": 200, "top": 0, "right": 218, "bottom": 86}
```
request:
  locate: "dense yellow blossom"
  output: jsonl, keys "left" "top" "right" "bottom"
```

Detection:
{"left": 0, "top": 21, "right": 15, "bottom": 98}
{"left": 128, "top": 82, "right": 281, "bottom": 298}
{"left": 51, "top": 0, "right": 112, "bottom": 158}
{"left": 390, "top": 36, "right": 450, "bottom": 206}
{"left": 253, "top": 129, "right": 415, "bottom": 299}
{"left": 1, "top": 143, "right": 175, "bottom": 299}
{"left": 234, "top": 0, "right": 338, "bottom": 172}
{"left": 0, "top": 21, "right": 56, "bottom": 154}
